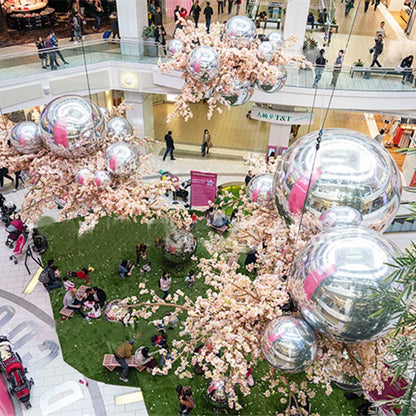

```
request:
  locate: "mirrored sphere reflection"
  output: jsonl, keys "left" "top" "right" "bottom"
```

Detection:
{"left": 168, "top": 38, "right": 185, "bottom": 57}
{"left": 224, "top": 15, "right": 257, "bottom": 48}
{"left": 39, "top": 95, "right": 105, "bottom": 158}
{"left": 319, "top": 206, "right": 363, "bottom": 229}
{"left": 187, "top": 46, "right": 220, "bottom": 83}
{"left": 207, "top": 381, "right": 229, "bottom": 408}
{"left": 246, "top": 173, "right": 274, "bottom": 206}
{"left": 105, "top": 141, "right": 139, "bottom": 177}
{"left": 219, "top": 80, "right": 254, "bottom": 106}
{"left": 107, "top": 116, "right": 133, "bottom": 138}
{"left": 290, "top": 226, "right": 401, "bottom": 342}
{"left": 75, "top": 168, "right": 92, "bottom": 185}
{"left": 274, "top": 128, "right": 402, "bottom": 231}
{"left": 267, "top": 31, "right": 284, "bottom": 49}
{"left": 257, "top": 41, "right": 275, "bottom": 62}
{"left": 10, "top": 121, "right": 42, "bottom": 154}
{"left": 161, "top": 229, "right": 197, "bottom": 265}
{"left": 256, "top": 65, "right": 287, "bottom": 93}
{"left": 261, "top": 315, "right": 317, "bottom": 373}
{"left": 94, "top": 170, "right": 112, "bottom": 188}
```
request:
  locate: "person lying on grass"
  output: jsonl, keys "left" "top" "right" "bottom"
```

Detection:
{"left": 118, "top": 260, "right": 134, "bottom": 279}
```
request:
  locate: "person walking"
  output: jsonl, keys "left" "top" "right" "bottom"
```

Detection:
{"left": 155, "top": 25, "right": 167, "bottom": 56}
{"left": 217, "top": 0, "right": 224, "bottom": 13}
{"left": 114, "top": 339, "right": 134, "bottom": 382}
{"left": 370, "top": 35, "right": 383, "bottom": 67}
{"left": 400, "top": 55, "right": 413, "bottom": 84}
{"left": 44, "top": 33, "right": 58, "bottom": 70}
{"left": 201, "top": 129, "right": 213, "bottom": 156}
{"left": 163, "top": 131, "right": 175, "bottom": 161}
{"left": 312, "top": 49, "right": 327, "bottom": 88}
{"left": 154, "top": 6, "right": 163, "bottom": 26}
{"left": 190, "top": 1, "right": 201, "bottom": 28}
{"left": 204, "top": 2, "right": 214, "bottom": 33}
{"left": 345, "top": 0, "right": 354, "bottom": 17}
{"left": 35, "top": 36, "right": 48, "bottom": 69}
{"left": 228, "top": 0, "right": 233, "bottom": 14}
{"left": 330, "top": 50, "right": 344, "bottom": 88}
{"left": 14, "top": 170, "right": 22, "bottom": 192}
{"left": 72, "top": 12, "right": 83, "bottom": 43}
{"left": 159, "top": 271, "right": 171, "bottom": 300}
{"left": 91, "top": 0, "right": 103, "bottom": 31}
{"left": 109, "top": 12, "right": 119, "bottom": 40}
{"left": 235, "top": 0, "right": 242, "bottom": 14}
{"left": 373, "top": 0, "right": 380, "bottom": 11}
{"left": 51, "top": 32, "right": 70, "bottom": 65}
{"left": 0, "top": 167, "right": 14, "bottom": 188}
{"left": 364, "top": 0, "right": 370, "bottom": 12}
{"left": 375, "top": 21, "right": 386, "bottom": 39}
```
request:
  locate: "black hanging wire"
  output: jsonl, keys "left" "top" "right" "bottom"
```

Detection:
{"left": 293, "top": 0, "right": 363, "bottom": 245}
{"left": 79, "top": 36, "right": 93, "bottom": 101}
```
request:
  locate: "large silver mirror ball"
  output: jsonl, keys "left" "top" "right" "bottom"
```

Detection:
{"left": 256, "top": 65, "right": 287, "bottom": 93}
{"left": 224, "top": 15, "right": 256, "bottom": 48}
{"left": 274, "top": 128, "right": 401, "bottom": 232}
{"left": 39, "top": 95, "right": 105, "bottom": 158}
{"left": 107, "top": 116, "right": 133, "bottom": 138}
{"left": 261, "top": 315, "right": 317, "bottom": 373}
{"left": 219, "top": 79, "right": 254, "bottom": 106}
{"left": 207, "top": 381, "right": 229, "bottom": 408}
{"left": 161, "top": 229, "right": 197, "bottom": 265}
{"left": 105, "top": 141, "right": 139, "bottom": 177}
{"left": 246, "top": 173, "right": 274, "bottom": 206}
{"left": 10, "top": 121, "right": 42, "bottom": 154}
{"left": 319, "top": 206, "right": 363, "bottom": 229}
{"left": 290, "top": 225, "right": 401, "bottom": 343}
{"left": 187, "top": 46, "right": 220, "bottom": 84}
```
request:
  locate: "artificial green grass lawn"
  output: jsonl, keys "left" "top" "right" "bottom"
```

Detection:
{"left": 40, "top": 216, "right": 365, "bottom": 416}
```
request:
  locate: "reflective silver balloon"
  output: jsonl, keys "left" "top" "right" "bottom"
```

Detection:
{"left": 331, "top": 373, "right": 363, "bottom": 394}
{"left": 274, "top": 128, "right": 402, "bottom": 232}
{"left": 261, "top": 315, "right": 317, "bottom": 373}
{"left": 219, "top": 80, "right": 254, "bottom": 106}
{"left": 267, "top": 31, "right": 284, "bottom": 49}
{"left": 256, "top": 65, "right": 287, "bottom": 93}
{"left": 187, "top": 46, "right": 220, "bottom": 83}
{"left": 168, "top": 38, "right": 185, "bottom": 57}
{"left": 105, "top": 141, "right": 139, "bottom": 177}
{"left": 290, "top": 226, "right": 401, "bottom": 343}
{"left": 207, "top": 381, "right": 229, "bottom": 408}
{"left": 75, "top": 168, "right": 92, "bottom": 185}
{"left": 100, "top": 106, "right": 110, "bottom": 118}
{"left": 161, "top": 229, "right": 197, "bottom": 265}
{"left": 224, "top": 15, "right": 256, "bottom": 48}
{"left": 246, "top": 173, "right": 274, "bottom": 206}
{"left": 94, "top": 170, "right": 112, "bottom": 188}
{"left": 39, "top": 95, "right": 105, "bottom": 158}
{"left": 319, "top": 206, "right": 363, "bottom": 229}
{"left": 107, "top": 116, "right": 133, "bottom": 138}
{"left": 10, "top": 121, "right": 42, "bottom": 154}
{"left": 257, "top": 41, "right": 275, "bottom": 62}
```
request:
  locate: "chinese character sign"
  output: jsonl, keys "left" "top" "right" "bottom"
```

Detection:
{"left": 190, "top": 171, "right": 218, "bottom": 207}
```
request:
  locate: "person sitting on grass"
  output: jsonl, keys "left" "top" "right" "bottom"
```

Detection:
{"left": 118, "top": 260, "right": 134, "bottom": 279}
{"left": 136, "top": 243, "right": 148, "bottom": 271}
{"left": 152, "top": 332, "right": 169, "bottom": 350}
{"left": 67, "top": 266, "right": 93, "bottom": 284}
{"left": 86, "top": 302, "right": 102, "bottom": 319}
{"left": 135, "top": 346, "right": 158, "bottom": 372}
{"left": 32, "top": 228, "right": 48, "bottom": 254}
{"left": 87, "top": 286, "right": 107, "bottom": 307}
{"left": 210, "top": 211, "right": 230, "bottom": 229}
{"left": 185, "top": 270, "right": 195, "bottom": 288}
{"left": 43, "top": 260, "right": 62, "bottom": 292}
{"left": 62, "top": 275, "right": 75, "bottom": 290}
{"left": 63, "top": 289, "right": 90, "bottom": 321}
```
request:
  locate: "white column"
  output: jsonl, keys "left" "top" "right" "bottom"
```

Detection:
{"left": 268, "top": 124, "right": 291, "bottom": 148}
{"left": 124, "top": 91, "right": 154, "bottom": 138}
{"left": 283, "top": 0, "right": 311, "bottom": 54}
{"left": 116, "top": 0, "right": 147, "bottom": 42}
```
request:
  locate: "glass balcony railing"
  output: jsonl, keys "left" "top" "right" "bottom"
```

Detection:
{"left": 0, "top": 39, "right": 414, "bottom": 92}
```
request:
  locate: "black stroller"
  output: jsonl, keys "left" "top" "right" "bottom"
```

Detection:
{"left": 1, "top": 201, "right": 17, "bottom": 226}
{"left": 160, "top": 171, "right": 191, "bottom": 203}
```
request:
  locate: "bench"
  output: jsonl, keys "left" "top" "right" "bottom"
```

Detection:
{"left": 349, "top": 66, "right": 412, "bottom": 79}
{"left": 306, "top": 22, "right": 339, "bottom": 33}
{"left": 102, "top": 354, "right": 145, "bottom": 372}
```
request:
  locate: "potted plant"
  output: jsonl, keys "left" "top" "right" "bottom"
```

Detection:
{"left": 353, "top": 59, "right": 364, "bottom": 67}
{"left": 143, "top": 24, "right": 158, "bottom": 57}
{"left": 303, "top": 35, "right": 319, "bottom": 64}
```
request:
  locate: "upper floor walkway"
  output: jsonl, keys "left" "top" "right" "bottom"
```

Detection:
{"left": 1, "top": 39, "right": 416, "bottom": 113}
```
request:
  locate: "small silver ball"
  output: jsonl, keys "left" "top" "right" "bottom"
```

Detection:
{"left": 94, "top": 170, "right": 112, "bottom": 188}
{"left": 256, "top": 65, "right": 287, "bottom": 93}
{"left": 105, "top": 141, "right": 139, "bottom": 177}
{"left": 267, "top": 31, "right": 284, "bottom": 49}
{"left": 257, "top": 41, "right": 275, "bottom": 62}
{"left": 107, "top": 117, "right": 133, "bottom": 138}
{"left": 246, "top": 173, "right": 274, "bottom": 206}
{"left": 219, "top": 80, "right": 254, "bottom": 106}
{"left": 187, "top": 46, "right": 221, "bottom": 83}
{"left": 10, "top": 121, "right": 42, "bottom": 154}
{"left": 75, "top": 168, "right": 92, "bottom": 185}
{"left": 224, "top": 15, "right": 256, "bottom": 48}
{"left": 168, "top": 38, "right": 185, "bottom": 57}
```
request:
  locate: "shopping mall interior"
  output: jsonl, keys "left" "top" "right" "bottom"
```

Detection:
{"left": 1, "top": 0, "right": 416, "bottom": 415}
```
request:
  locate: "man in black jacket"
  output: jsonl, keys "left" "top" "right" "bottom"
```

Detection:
{"left": 204, "top": 2, "right": 214, "bottom": 33}
{"left": 312, "top": 49, "right": 327, "bottom": 88}
{"left": 163, "top": 131, "right": 175, "bottom": 161}
{"left": 370, "top": 35, "right": 383, "bottom": 67}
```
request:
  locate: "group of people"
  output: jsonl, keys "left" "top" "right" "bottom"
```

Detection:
{"left": 173, "top": 1, "right": 215, "bottom": 34}
{"left": 62, "top": 286, "right": 105, "bottom": 321}
{"left": 118, "top": 243, "right": 151, "bottom": 279}
{"left": 35, "top": 32, "right": 69, "bottom": 71}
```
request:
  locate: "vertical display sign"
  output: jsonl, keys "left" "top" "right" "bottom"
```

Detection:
{"left": 190, "top": 171, "right": 217, "bottom": 207}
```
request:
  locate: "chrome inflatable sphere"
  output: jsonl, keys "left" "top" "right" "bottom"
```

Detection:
{"left": 290, "top": 226, "right": 401, "bottom": 342}
{"left": 161, "top": 229, "right": 197, "bottom": 265}
{"left": 39, "top": 95, "right": 105, "bottom": 158}
{"left": 100, "top": 106, "right": 110, "bottom": 118}
{"left": 207, "top": 381, "right": 229, "bottom": 408}
{"left": 267, "top": 31, "right": 284, "bottom": 49}
{"left": 75, "top": 168, "right": 92, "bottom": 185}
{"left": 319, "top": 206, "right": 363, "bottom": 229}
{"left": 107, "top": 116, "right": 133, "bottom": 138}
{"left": 246, "top": 173, "right": 274, "bottom": 206}
{"left": 219, "top": 80, "right": 254, "bottom": 106}
{"left": 224, "top": 15, "right": 256, "bottom": 48}
{"left": 261, "top": 315, "right": 317, "bottom": 373}
{"left": 256, "top": 65, "right": 287, "bottom": 93}
{"left": 10, "top": 121, "right": 42, "bottom": 154}
{"left": 94, "top": 170, "right": 112, "bottom": 188}
{"left": 105, "top": 141, "right": 139, "bottom": 177}
{"left": 168, "top": 38, "right": 184, "bottom": 57}
{"left": 257, "top": 41, "right": 275, "bottom": 62}
{"left": 187, "top": 46, "right": 220, "bottom": 83}
{"left": 274, "top": 128, "right": 401, "bottom": 232}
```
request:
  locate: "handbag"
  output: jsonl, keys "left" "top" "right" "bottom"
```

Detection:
{"left": 369, "top": 48, "right": 374, "bottom": 54}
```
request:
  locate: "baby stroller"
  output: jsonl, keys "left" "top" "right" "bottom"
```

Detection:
{"left": 9, "top": 233, "right": 29, "bottom": 265}
{"left": 1, "top": 201, "right": 17, "bottom": 226}
{"left": 5, "top": 219, "right": 26, "bottom": 249}
{"left": 0, "top": 336, "right": 34, "bottom": 409}
{"left": 173, "top": 179, "right": 191, "bottom": 203}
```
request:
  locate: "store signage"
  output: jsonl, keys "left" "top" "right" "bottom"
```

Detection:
{"left": 251, "top": 107, "right": 313, "bottom": 125}
{"left": 190, "top": 170, "right": 217, "bottom": 207}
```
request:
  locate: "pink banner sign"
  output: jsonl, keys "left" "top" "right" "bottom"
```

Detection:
{"left": 190, "top": 170, "right": 217, "bottom": 208}
{"left": 166, "top": 0, "right": 193, "bottom": 18}
{"left": 304, "top": 264, "right": 337, "bottom": 301}
{"left": 288, "top": 168, "right": 322, "bottom": 214}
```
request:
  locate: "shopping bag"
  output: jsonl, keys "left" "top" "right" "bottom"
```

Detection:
{"left": 103, "top": 30, "right": 112, "bottom": 39}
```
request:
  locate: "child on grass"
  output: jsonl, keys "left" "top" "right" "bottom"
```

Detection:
{"left": 63, "top": 275, "right": 75, "bottom": 290}
{"left": 185, "top": 270, "right": 195, "bottom": 288}
{"left": 87, "top": 302, "right": 102, "bottom": 319}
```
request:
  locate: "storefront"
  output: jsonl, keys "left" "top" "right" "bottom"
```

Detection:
{"left": 389, "top": 0, "right": 416, "bottom": 38}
